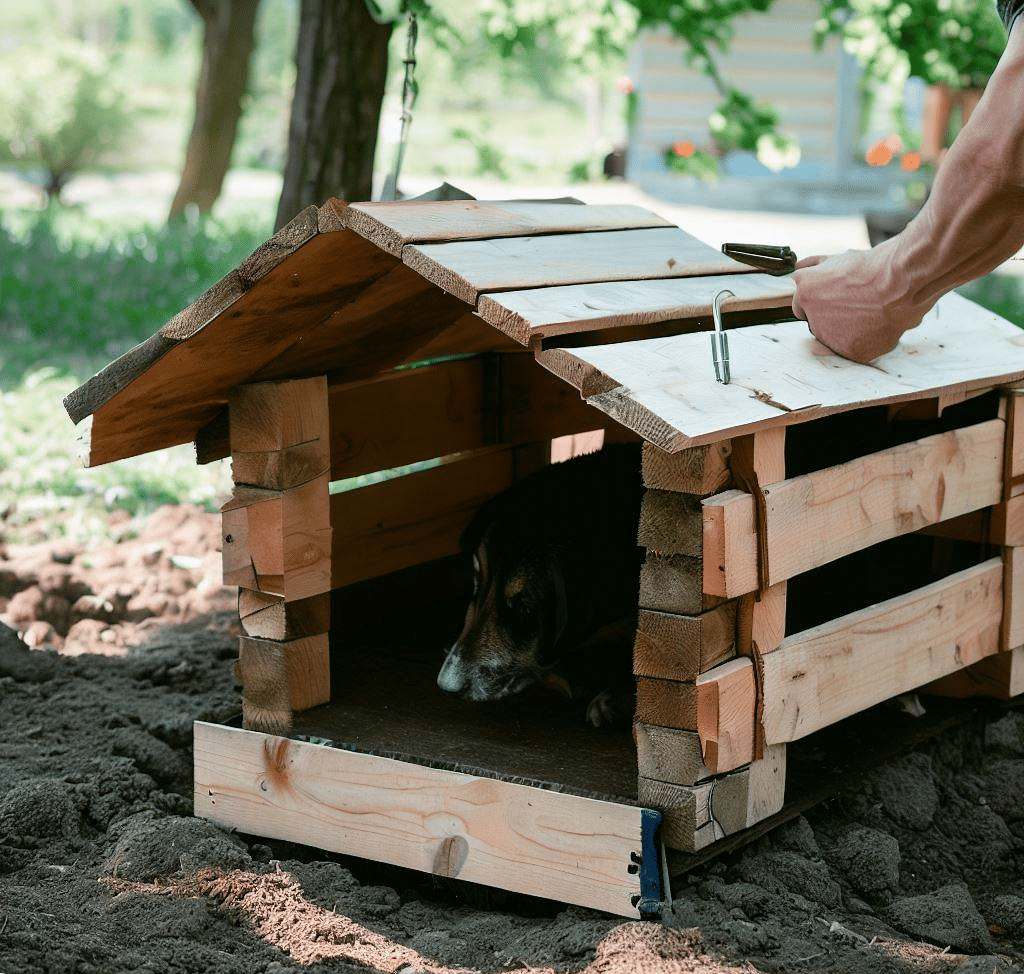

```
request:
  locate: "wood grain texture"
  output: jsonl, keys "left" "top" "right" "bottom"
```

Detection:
{"left": 194, "top": 721, "right": 646, "bottom": 917}
{"left": 548, "top": 292, "right": 1024, "bottom": 451}
{"left": 476, "top": 272, "right": 795, "bottom": 344}
{"left": 633, "top": 604, "right": 737, "bottom": 681}
{"left": 992, "top": 495, "right": 1024, "bottom": 547}
{"left": 345, "top": 200, "right": 673, "bottom": 256}
{"left": 642, "top": 441, "right": 732, "bottom": 495}
{"left": 329, "top": 444, "right": 547, "bottom": 590}
{"left": 638, "top": 489, "right": 704, "bottom": 555}
{"left": 1004, "top": 546, "right": 1024, "bottom": 652}
{"left": 229, "top": 376, "right": 329, "bottom": 453}
{"left": 635, "top": 676, "right": 698, "bottom": 731}
{"left": 923, "top": 646, "right": 1024, "bottom": 700}
{"left": 696, "top": 658, "right": 756, "bottom": 774}
{"left": 403, "top": 227, "right": 751, "bottom": 305}
{"left": 639, "top": 553, "right": 707, "bottom": 615}
{"left": 702, "top": 419, "right": 1005, "bottom": 599}
{"left": 326, "top": 353, "right": 602, "bottom": 482}
{"left": 78, "top": 230, "right": 399, "bottom": 467}
{"left": 762, "top": 559, "right": 1004, "bottom": 744}
{"left": 638, "top": 743, "right": 785, "bottom": 852}
{"left": 634, "top": 723, "right": 711, "bottom": 786}
{"left": 238, "top": 590, "right": 331, "bottom": 641}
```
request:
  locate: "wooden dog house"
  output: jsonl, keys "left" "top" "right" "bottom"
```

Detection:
{"left": 65, "top": 198, "right": 1024, "bottom": 918}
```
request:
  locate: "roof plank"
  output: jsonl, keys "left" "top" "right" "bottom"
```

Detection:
{"left": 80, "top": 230, "right": 403, "bottom": 467}
{"left": 403, "top": 227, "right": 751, "bottom": 305}
{"left": 477, "top": 273, "right": 796, "bottom": 344}
{"left": 537, "top": 291, "right": 1024, "bottom": 451}
{"left": 345, "top": 200, "right": 673, "bottom": 256}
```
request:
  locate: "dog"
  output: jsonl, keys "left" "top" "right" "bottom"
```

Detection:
{"left": 436, "top": 442, "right": 643, "bottom": 726}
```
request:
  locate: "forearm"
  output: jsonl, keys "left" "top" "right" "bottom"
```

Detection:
{"left": 792, "top": 21, "right": 1024, "bottom": 362}
{"left": 891, "top": 35, "right": 1024, "bottom": 314}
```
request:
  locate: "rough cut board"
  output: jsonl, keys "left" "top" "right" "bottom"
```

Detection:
{"left": 345, "top": 200, "right": 674, "bottom": 256}
{"left": 194, "top": 721, "right": 648, "bottom": 918}
{"left": 403, "top": 227, "right": 752, "bottom": 305}
{"left": 477, "top": 273, "right": 796, "bottom": 344}
{"left": 538, "top": 291, "right": 1024, "bottom": 451}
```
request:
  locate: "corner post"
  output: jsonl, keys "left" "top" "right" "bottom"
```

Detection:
{"left": 221, "top": 376, "right": 333, "bottom": 731}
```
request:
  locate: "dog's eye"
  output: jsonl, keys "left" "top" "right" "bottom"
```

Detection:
{"left": 507, "top": 592, "right": 536, "bottom": 617}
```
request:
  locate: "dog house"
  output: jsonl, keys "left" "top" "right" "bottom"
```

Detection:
{"left": 65, "top": 198, "right": 1024, "bottom": 918}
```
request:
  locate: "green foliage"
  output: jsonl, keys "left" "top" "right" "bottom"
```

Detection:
{"left": 957, "top": 274, "right": 1024, "bottom": 328}
{"left": 0, "top": 42, "right": 132, "bottom": 201}
{"left": 815, "top": 0, "right": 1007, "bottom": 89}
{"left": 450, "top": 126, "right": 510, "bottom": 179}
{"left": 0, "top": 210, "right": 270, "bottom": 388}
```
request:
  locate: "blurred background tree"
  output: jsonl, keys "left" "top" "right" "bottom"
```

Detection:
{"left": 0, "top": 43, "right": 131, "bottom": 203}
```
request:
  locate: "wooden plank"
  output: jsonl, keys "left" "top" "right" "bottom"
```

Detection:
{"left": 403, "top": 227, "right": 752, "bottom": 305}
{"left": 703, "top": 419, "right": 1005, "bottom": 599}
{"left": 761, "top": 559, "right": 1004, "bottom": 744}
{"left": 922, "top": 647, "right": 1024, "bottom": 700}
{"left": 638, "top": 489, "right": 703, "bottom": 555}
{"left": 1004, "top": 546, "right": 1024, "bottom": 652}
{"left": 540, "top": 292, "right": 1024, "bottom": 452}
{"left": 477, "top": 273, "right": 795, "bottom": 345}
{"left": 696, "top": 658, "right": 756, "bottom": 774}
{"left": 633, "top": 604, "right": 737, "bottom": 681}
{"left": 63, "top": 205, "right": 321, "bottom": 426}
{"left": 739, "top": 582, "right": 788, "bottom": 656}
{"left": 639, "top": 553, "right": 708, "bottom": 615}
{"left": 399, "top": 311, "right": 526, "bottom": 362}
{"left": 638, "top": 744, "right": 786, "bottom": 853}
{"left": 1005, "top": 387, "right": 1024, "bottom": 497}
{"left": 326, "top": 354, "right": 604, "bottom": 482}
{"left": 635, "top": 723, "right": 711, "bottom": 786}
{"left": 229, "top": 376, "right": 329, "bottom": 453}
{"left": 237, "top": 633, "right": 330, "bottom": 732}
{"left": 238, "top": 590, "right": 331, "bottom": 642}
{"left": 642, "top": 441, "right": 732, "bottom": 495}
{"left": 194, "top": 722, "right": 647, "bottom": 918}
{"left": 345, "top": 200, "right": 673, "bottom": 256}
{"left": 329, "top": 444, "right": 547, "bottom": 590}
{"left": 635, "top": 676, "right": 698, "bottom": 731}
{"left": 222, "top": 475, "right": 332, "bottom": 600}
{"left": 992, "top": 495, "right": 1024, "bottom": 547}
{"left": 75, "top": 229, "right": 400, "bottom": 467}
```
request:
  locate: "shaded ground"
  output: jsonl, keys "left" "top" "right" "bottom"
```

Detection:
{"left": 1, "top": 503, "right": 1023, "bottom": 973}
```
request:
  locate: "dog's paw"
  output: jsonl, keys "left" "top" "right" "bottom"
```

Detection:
{"left": 586, "top": 689, "right": 618, "bottom": 727}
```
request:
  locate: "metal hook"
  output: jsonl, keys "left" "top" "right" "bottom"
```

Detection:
{"left": 711, "top": 289, "right": 734, "bottom": 384}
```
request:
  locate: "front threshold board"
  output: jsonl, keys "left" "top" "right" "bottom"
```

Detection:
{"left": 194, "top": 720, "right": 664, "bottom": 918}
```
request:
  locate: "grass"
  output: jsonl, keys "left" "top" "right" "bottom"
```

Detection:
{"left": 0, "top": 208, "right": 270, "bottom": 546}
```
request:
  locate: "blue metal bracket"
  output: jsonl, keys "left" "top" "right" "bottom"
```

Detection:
{"left": 634, "top": 807, "right": 664, "bottom": 918}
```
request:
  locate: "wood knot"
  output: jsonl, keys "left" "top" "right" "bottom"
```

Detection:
{"left": 432, "top": 835, "right": 469, "bottom": 878}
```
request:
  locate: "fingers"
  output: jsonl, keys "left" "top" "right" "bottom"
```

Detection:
{"left": 795, "top": 254, "right": 828, "bottom": 269}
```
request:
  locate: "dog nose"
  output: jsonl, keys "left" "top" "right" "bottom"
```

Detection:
{"left": 437, "top": 647, "right": 467, "bottom": 693}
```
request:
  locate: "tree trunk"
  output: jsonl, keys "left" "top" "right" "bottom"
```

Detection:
{"left": 168, "top": 0, "right": 261, "bottom": 221}
{"left": 275, "top": 0, "right": 392, "bottom": 229}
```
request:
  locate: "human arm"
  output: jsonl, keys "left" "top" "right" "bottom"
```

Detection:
{"left": 791, "top": 19, "right": 1024, "bottom": 362}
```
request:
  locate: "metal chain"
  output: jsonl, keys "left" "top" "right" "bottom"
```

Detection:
{"left": 380, "top": 11, "right": 418, "bottom": 201}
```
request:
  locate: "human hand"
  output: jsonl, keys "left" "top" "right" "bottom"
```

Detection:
{"left": 791, "top": 248, "right": 925, "bottom": 363}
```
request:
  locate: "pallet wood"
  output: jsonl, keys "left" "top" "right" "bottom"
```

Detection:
{"left": 403, "top": 227, "right": 751, "bottom": 306}
{"left": 326, "top": 353, "right": 604, "bottom": 482}
{"left": 642, "top": 441, "right": 732, "bottom": 495}
{"left": 702, "top": 418, "right": 1005, "bottom": 599}
{"left": 761, "top": 558, "right": 1004, "bottom": 744}
{"left": 345, "top": 200, "right": 673, "bottom": 256}
{"left": 537, "top": 292, "right": 1024, "bottom": 452}
{"left": 194, "top": 721, "right": 648, "bottom": 918}
{"left": 633, "top": 604, "right": 737, "bottom": 682}
{"left": 236, "top": 634, "right": 330, "bottom": 732}
{"left": 475, "top": 272, "right": 795, "bottom": 345}
{"left": 329, "top": 443, "right": 549, "bottom": 590}
{"left": 638, "top": 744, "right": 786, "bottom": 853}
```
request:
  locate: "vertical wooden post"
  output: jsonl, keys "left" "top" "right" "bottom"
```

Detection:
{"left": 221, "top": 376, "right": 333, "bottom": 731}
{"left": 633, "top": 436, "right": 787, "bottom": 852}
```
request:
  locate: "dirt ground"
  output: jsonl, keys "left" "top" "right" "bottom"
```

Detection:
{"left": 1, "top": 502, "right": 1023, "bottom": 974}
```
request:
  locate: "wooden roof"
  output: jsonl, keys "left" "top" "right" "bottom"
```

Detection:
{"left": 66, "top": 197, "right": 1024, "bottom": 467}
